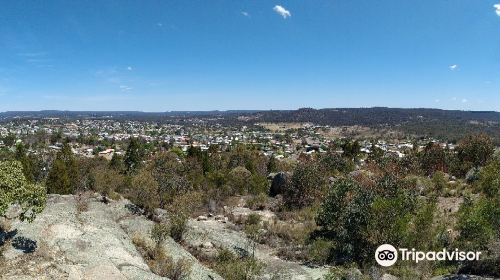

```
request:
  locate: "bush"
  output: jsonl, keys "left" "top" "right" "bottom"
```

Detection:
{"left": 456, "top": 196, "right": 499, "bottom": 251}
{"left": 0, "top": 161, "right": 46, "bottom": 223}
{"left": 323, "top": 266, "right": 366, "bottom": 280}
{"left": 307, "top": 238, "right": 334, "bottom": 265}
{"left": 128, "top": 169, "right": 160, "bottom": 214}
{"left": 431, "top": 171, "right": 448, "bottom": 194}
{"left": 477, "top": 159, "right": 500, "bottom": 198}
{"left": 246, "top": 193, "right": 268, "bottom": 210}
{"left": 283, "top": 163, "right": 326, "bottom": 209}
{"left": 213, "top": 248, "right": 265, "bottom": 280}
{"left": 169, "top": 215, "right": 187, "bottom": 242}
{"left": 131, "top": 233, "right": 192, "bottom": 279}
{"left": 151, "top": 223, "right": 169, "bottom": 246}
{"left": 166, "top": 192, "right": 203, "bottom": 241}
{"left": 315, "top": 179, "right": 373, "bottom": 264}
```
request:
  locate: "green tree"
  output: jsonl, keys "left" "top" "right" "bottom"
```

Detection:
{"left": 476, "top": 159, "right": 500, "bottom": 198}
{"left": 109, "top": 153, "right": 125, "bottom": 172}
{"left": 283, "top": 163, "right": 326, "bottom": 209}
{"left": 2, "top": 134, "right": 16, "bottom": 147}
{"left": 15, "top": 143, "right": 35, "bottom": 182}
{"left": 46, "top": 158, "right": 71, "bottom": 194}
{"left": 124, "top": 138, "right": 144, "bottom": 173}
{"left": 227, "top": 166, "right": 252, "bottom": 194}
{"left": 419, "top": 142, "right": 448, "bottom": 175}
{"left": 342, "top": 140, "right": 361, "bottom": 161}
{"left": 152, "top": 152, "right": 191, "bottom": 207}
{"left": 0, "top": 161, "right": 46, "bottom": 223}
{"left": 267, "top": 155, "right": 278, "bottom": 173}
{"left": 456, "top": 196, "right": 499, "bottom": 251}
{"left": 129, "top": 169, "right": 160, "bottom": 214}
{"left": 316, "top": 179, "right": 374, "bottom": 263}
{"left": 92, "top": 167, "right": 124, "bottom": 199}
{"left": 456, "top": 134, "right": 494, "bottom": 169}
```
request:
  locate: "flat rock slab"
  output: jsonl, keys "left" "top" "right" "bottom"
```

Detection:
{"left": 0, "top": 194, "right": 220, "bottom": 280}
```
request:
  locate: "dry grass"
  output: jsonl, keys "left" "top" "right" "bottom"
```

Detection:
{"left": 131, "top": 232, "right": 192, "bottom": 279}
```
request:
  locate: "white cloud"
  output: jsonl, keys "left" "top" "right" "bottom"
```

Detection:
{"left": 241, "top": 11, "right": 249, "bottom": 17}
{"left": 449, "top": 64, "right": 458, "bottom": 70}
{"left": 462, "top": 98, "right": 468, "bottom": 103}
{"left": 435, "top": 99, "right": 440, "bottom": 103}
{"left": 127, "top": 66, "right": 133, "bottom": 71}
{"left": 494, "top": 4, "right": 500, "bottom": 16}
{"left": 120, "top": 85, "right": 132, "bottom": 92}
{"left": 157, "top": 22, "right": 163, "bottom": 27}
{"left": 273, "top": 5, "right": 291, "bottom": 19}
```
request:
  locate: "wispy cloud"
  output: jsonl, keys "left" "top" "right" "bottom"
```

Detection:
{"left": 462, "top": 98, "right": 468, "bottom": 103}
{"left": 95, "top": 67, "right": 134, "bottom": 92}
{"left": 449, "top": 64, "right": 458, "bottom": 71}
{"left": 494, "top": 4, "right": 500, "bottom": 16}
{"left": 241, "top": 11, "right": 250, "bottom": 17}
{"left": 120, "top": 85, "right": 132, "bottom": 92}
{"left": 273, "top": 5, "right": 291, "bottom": 19}
{"left": 17, "top": 52, "right": 53, "bottom": 68}
{"left": 17, "top": 52, "right": 47, "bottom": 57}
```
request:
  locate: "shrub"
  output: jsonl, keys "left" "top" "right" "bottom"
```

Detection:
{"left": 316, "top": 179, "right": 373, "bottom": 264}
{"left": 91, "top": 167, "right": 125, "bottom": 199}
{"left": 307, "top": 238, "right": 334, "bottom": 265}
{"left": 432, "top": 171, "right": 448, "bottom": 194}
{"left": 169, "top": 215, "right": 187, "bottom": 242}
{"left": 477, "top": 159, "right": 500, "bottom": 198}
{"left": 166, "top": 191, "right": 203, "bottom": 241}
{"left": 323, "top": 266, "right": 366, "bottom": 280}
{"left": 213, "top": 248, "right": 264, "bottom": 280}
{"left": 283, "top": 163, "right": 326, "bottom": 209}
{"left": 0, "top": 161, "right": 46, "bottom": 223}
{"left": 456, "top": 196, "right": 499, "bottom": 251}
{"left": 131, "top": 232, "right": 192, "bottom": 279}
{"left": 227, "top": 166, "right": 252, "bottom": 194}
{"left": 151, "top": 223, "right": 169, "bottom": 246}
{"left": 246, "top": 193, "right": 268, "bottom": 210}
{"left": 128, "top": 169, "right": 160, "bottom": 214}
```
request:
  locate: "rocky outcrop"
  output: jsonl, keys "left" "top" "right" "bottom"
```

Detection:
{"left": 0, "top": 194, "right": 221, "bottom": 280}
{"left": 184, "top": 214, "right": 329, "bottom": 280}
{"left": 269, "top": 172, "right": 290, "bottom": 197}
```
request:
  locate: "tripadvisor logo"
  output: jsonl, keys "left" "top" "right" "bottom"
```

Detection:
{"left": 375, "top": 244, "right": 482, "bottom": 267}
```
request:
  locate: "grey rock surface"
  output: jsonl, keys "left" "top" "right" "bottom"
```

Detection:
{"left": 0, "top": 194, "right": 221, "bottom": 280}
{"left": 184, "top": 215, "right": 329, "bottom": 280}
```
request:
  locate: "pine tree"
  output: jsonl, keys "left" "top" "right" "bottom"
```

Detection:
{"left": 124, "top": 138, "right": 143, "bottom": 173}
{"left": 267, "top": 155, "right": 278, "bottom": 173}
{"left": 46, "top": 158, "right": 71, "bottom": 194}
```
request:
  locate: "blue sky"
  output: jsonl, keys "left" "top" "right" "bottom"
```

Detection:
{"left": 1, "top": 0, "right": 500, "bottom": 111}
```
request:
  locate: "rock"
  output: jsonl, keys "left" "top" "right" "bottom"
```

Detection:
{"left": 1, "top": 194, "right": 223, "bottom": 280}
{"left": 466, "top": 167, "right": 481, "bottom": 183}
{"left": 214, "top": 215, "right": 224, "bottom": 221}
{"left": 83, "top": 264, "right": 127, "bottom": 280}
{"left": 381, "top": 273, "right": 399, "bottom": 280}
{"left": 430, "top": 275, "right": 495, "bottom": 280}
{"left": 269, "top": 172, "right": 290, "bottom": 197}
{"left": 230, "top": 207, "right": 276, "bottom": 224}
{"left": 197, "top": 215, "right": 208, "bottom": 221}
{"left": 201, "top": 242, "right": 214, "bottom": 249}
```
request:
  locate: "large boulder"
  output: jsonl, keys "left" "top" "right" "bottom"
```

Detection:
{"left": 269, "top": 172, "right": 290, "bottom": 197}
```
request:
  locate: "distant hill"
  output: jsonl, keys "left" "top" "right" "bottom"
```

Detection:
{"left": 241, "top": 107, "right": 500, "bottom": 126}
{"left": 2, "top": 108, "right": 500, "bottom": 143}
{"left": 238, "top": 108, "right": 500, "bottom": 143}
